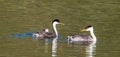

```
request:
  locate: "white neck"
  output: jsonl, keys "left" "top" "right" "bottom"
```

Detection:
{"left": 53, "top": 23, "right": 58, "bottom": 38}
{"left": 90, "top": 30, "right": 97, "bottom": 42}
{"left": 52, "top": 22, "right": 58, "bottom": 55}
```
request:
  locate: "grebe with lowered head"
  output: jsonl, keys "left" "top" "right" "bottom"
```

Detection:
{"left": 67, "top": 25, "right": 97, "bottom": 44}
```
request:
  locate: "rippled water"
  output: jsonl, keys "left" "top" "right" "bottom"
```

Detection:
{"left": 55, "top": 41, "right": 96, "bottom": 57}
{"left": 0, "top": 0, "right": 120, "bottom": 57}
{"left": 39, "top": 37, "right": 120, "bottom": 57}
{"left": 0, "top": 29, "right": 120, "bottom": 57}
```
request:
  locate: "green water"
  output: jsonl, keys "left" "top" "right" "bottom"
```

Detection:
{"left": 0, "top": 0, "right": 120, "bottom": 57}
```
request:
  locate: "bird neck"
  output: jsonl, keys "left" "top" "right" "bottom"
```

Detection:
{"left": 52, "top": 23, "right": 58, "bottom": 38}
{"left": 90, "top": 30, "right": 97, "bottom": 42}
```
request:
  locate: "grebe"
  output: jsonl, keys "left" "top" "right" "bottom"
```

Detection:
{"left": 67, "top": 25, "right": 97, "bottom": 44}
{"left": 32, "top": 19, "right": 64, "bottom": 40}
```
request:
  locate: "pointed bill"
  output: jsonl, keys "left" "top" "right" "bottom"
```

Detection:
{"left": 59, "top": 23, "right": 65, "bottom": 25}
{"left": 81, "top": 29, "right": 86, "bottom": 32}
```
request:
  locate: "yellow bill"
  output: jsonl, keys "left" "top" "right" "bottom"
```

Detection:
{"left": 81, "top": 29, "right": 86, "bottom": 32}
{"left": 59, "top": 23, "right": 65, "bottom": 25}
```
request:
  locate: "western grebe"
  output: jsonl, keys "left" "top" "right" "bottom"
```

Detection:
{"left": 67, "top": 25, "right": 97, "bottom": 44}
{"left": 32, "top": 19, "right": 64, "bottom": 40}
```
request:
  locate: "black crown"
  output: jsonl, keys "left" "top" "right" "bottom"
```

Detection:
{"left": 52, "top": 19, "right": 60, "bottom": 23}
{"left": 85, "top": 25, "right": 92, "bottom": 29}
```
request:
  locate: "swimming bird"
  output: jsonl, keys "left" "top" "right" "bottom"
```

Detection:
{"left": 32, "top": 19, "right": 64, "bottom": 40}
{"left": 67, "top": 25, "right": 97, "bottom": 44}
{"left": 32, "top": 28, "right": 49, "bottom": 40}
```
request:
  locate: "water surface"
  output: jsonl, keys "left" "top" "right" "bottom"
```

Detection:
{"left": 0, "top": 0, "right": 120, "bottom": 57}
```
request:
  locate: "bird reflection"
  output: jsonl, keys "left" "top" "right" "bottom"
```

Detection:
{"left": 52, "top": 38, "right": 57, "bottom": 57}
{"left": 44, "top": 39, "right": 96, "bottom": 57}
{"left": 44, "top": 39, "right": 57, "bottom": 57}
{"left": 85, "top": 43, "right": 96, "bottom": 57}
{"left": 68, "top": 41, "right": 96, "bottom": 57}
